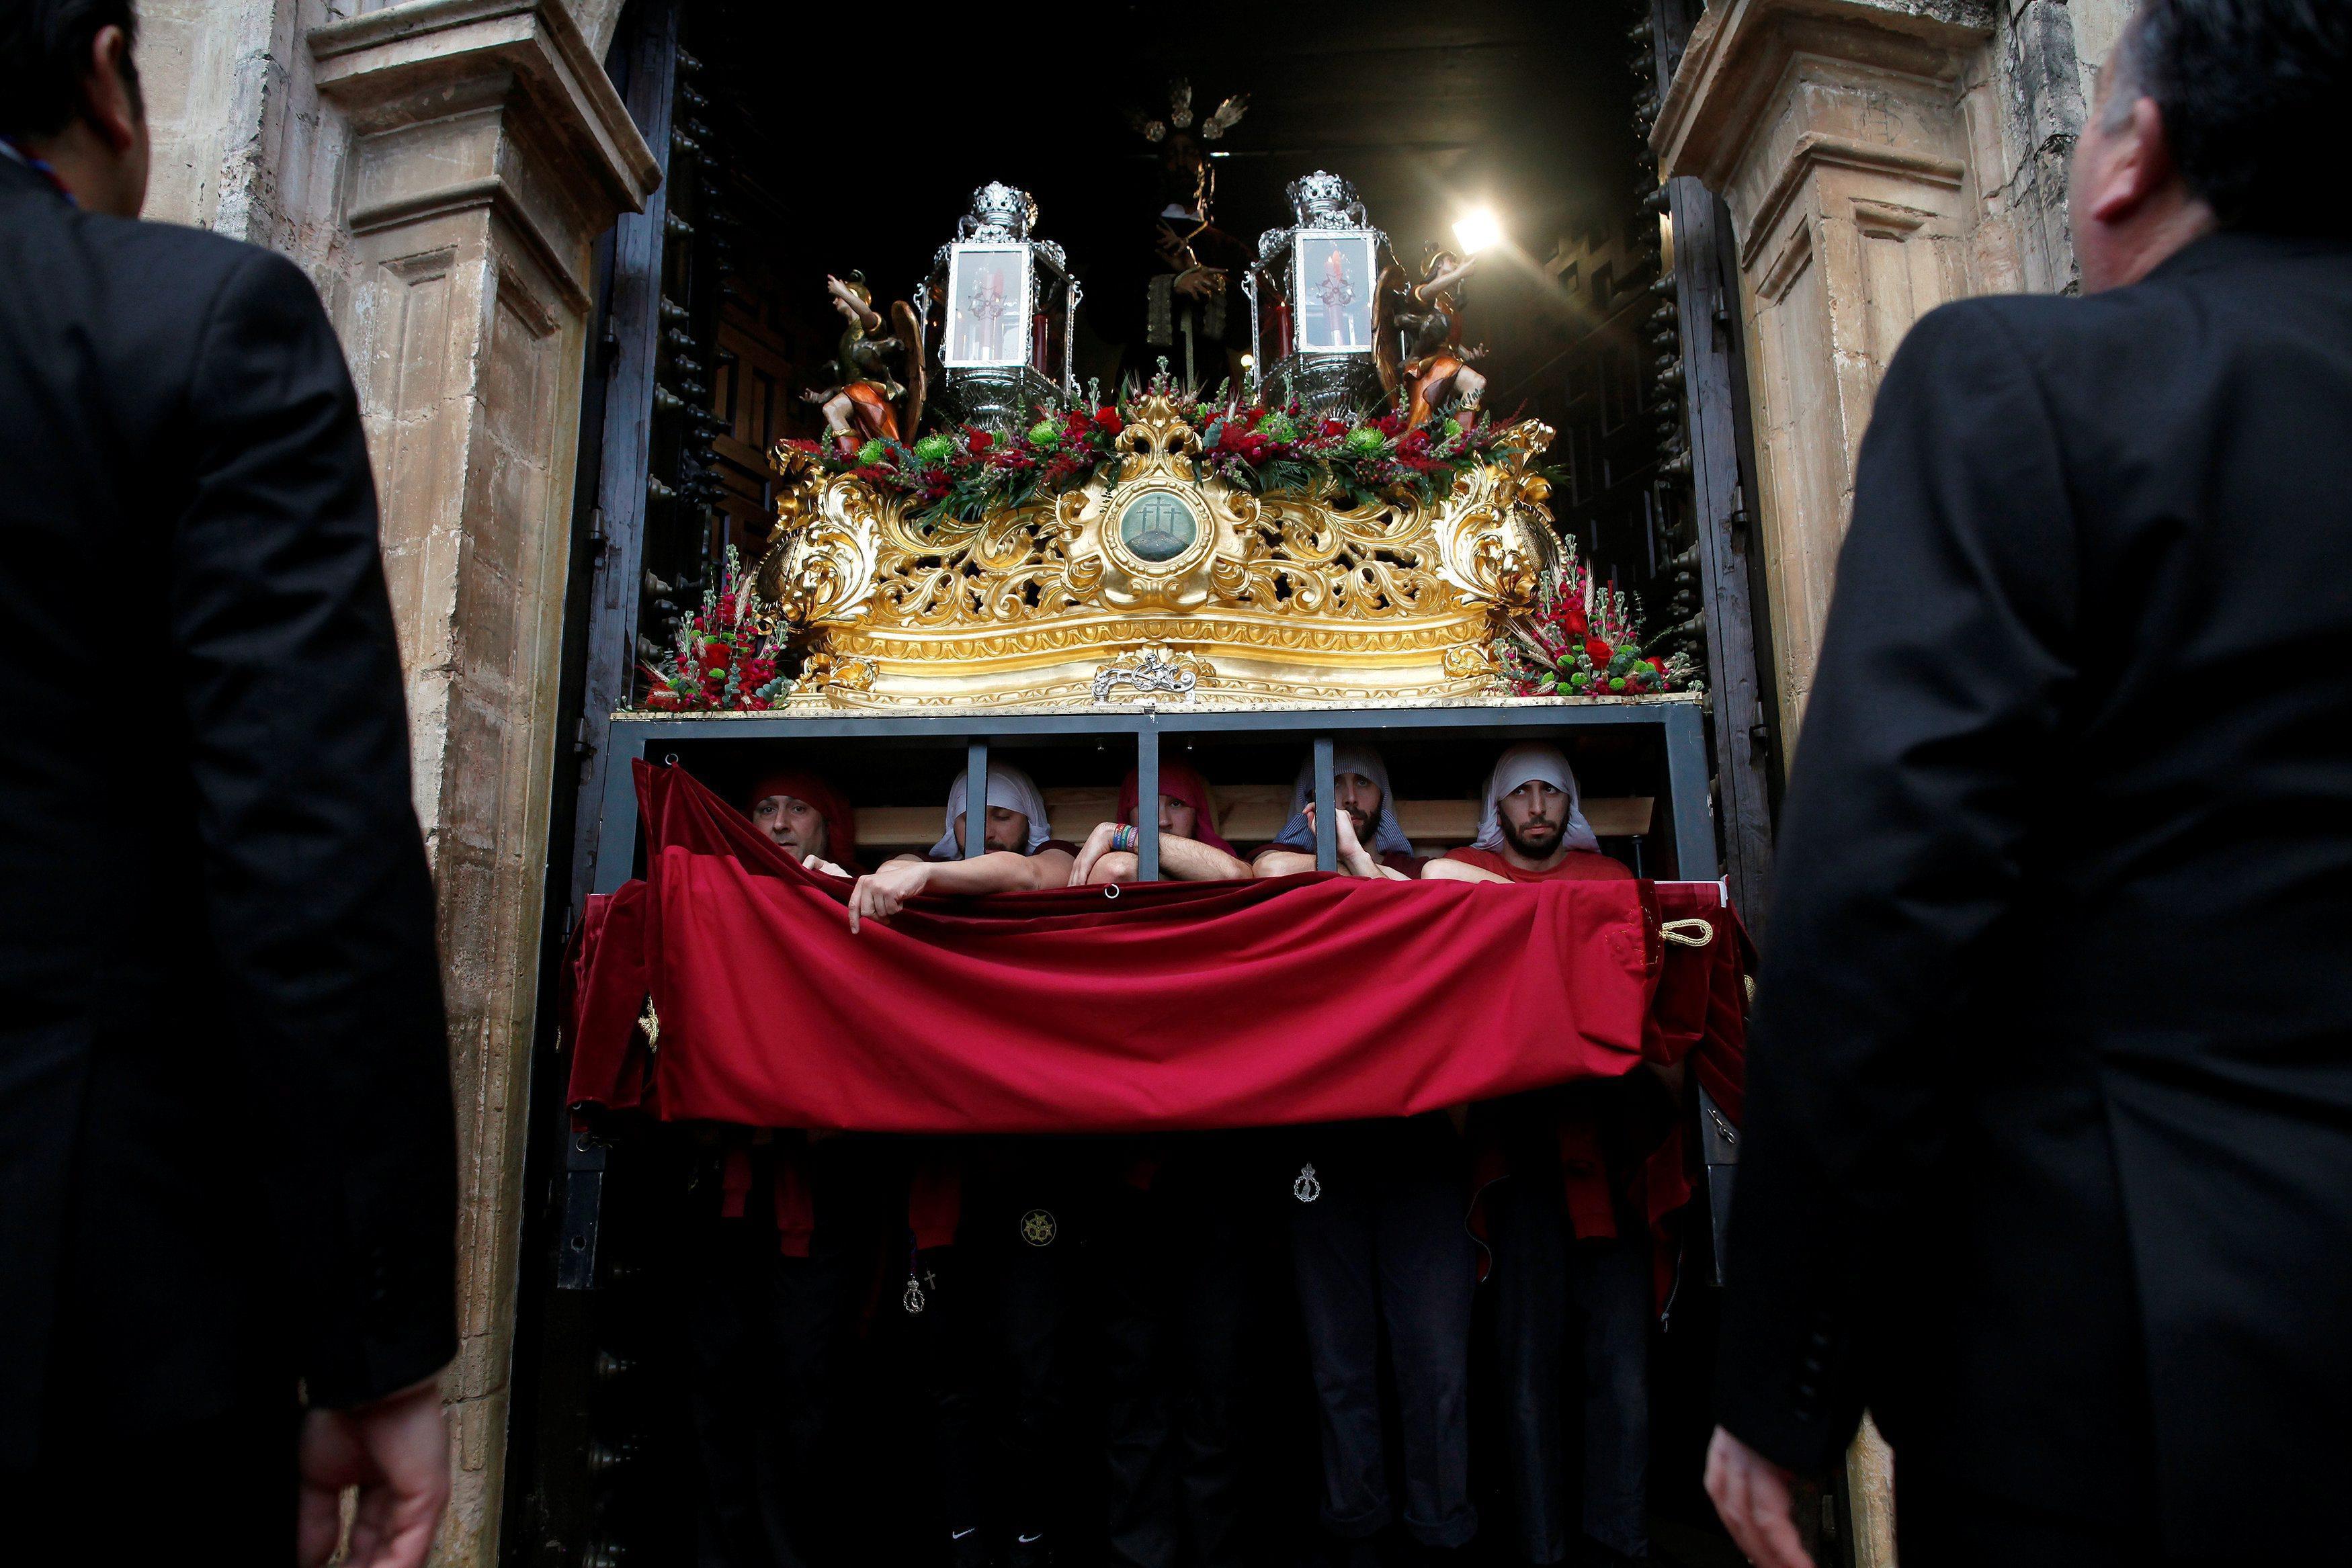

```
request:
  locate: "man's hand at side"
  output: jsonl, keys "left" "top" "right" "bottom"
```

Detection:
{"left": 1705, "top": 1426, "right": 1812, "bottom": 1568}
{"left": 297, "top": 1374, "right": 451, "bottom": 1568}
{"left": 847, "top": 858, "right": 931, "bottom": 932}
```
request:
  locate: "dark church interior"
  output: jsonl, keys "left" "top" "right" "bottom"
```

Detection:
{"left": 505, "top": 3, "right": 1811, "bottom": 1565}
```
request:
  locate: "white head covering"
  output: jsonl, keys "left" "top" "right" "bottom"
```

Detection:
{"left": 931, "top": 763, "right": 1052, "bottom": 859}
{"left": 1473, "top": 743, "right": 1599, "bottom": 855}
{"left": 1269, "top": 745, "right": 1415, "bottom": 859}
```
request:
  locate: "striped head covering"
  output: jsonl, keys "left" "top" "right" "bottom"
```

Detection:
{"left": 1268, "top": 745, "right": 1413, "bottom": 859}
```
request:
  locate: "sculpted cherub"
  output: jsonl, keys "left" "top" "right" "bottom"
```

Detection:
{"left": 804, "top": 271, "right": 925, "bottom": 455}
{"left": 1375, "top": 245, "right": 1487, "bottom": 431}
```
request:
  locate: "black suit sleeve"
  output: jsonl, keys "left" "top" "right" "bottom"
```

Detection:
{"left": 1716, "top": 302, "right": 2078, "bottom": 1469}
{"left": 170, "top": 249, "right": 457, "bottom": 1409}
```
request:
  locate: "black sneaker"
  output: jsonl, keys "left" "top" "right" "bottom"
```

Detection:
{"left": 946, "top": 1527, "right": 991, "bottom": 1568}
{"left": 1006, "top": 1531, "right": 1052, "bottom": 1568}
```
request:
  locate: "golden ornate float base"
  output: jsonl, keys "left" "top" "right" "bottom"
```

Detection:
{"left": 759, "top": 393, "right": 1559, "bottom": 711}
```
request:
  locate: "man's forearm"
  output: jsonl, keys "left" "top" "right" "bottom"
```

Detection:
{"left": 1253, "top": 849, "right": 1317, "bottom": 878}
{"left": 917, "top": 851, "right": 1046, "bottom": 896}
{"left": 1159, "top": 833, "right": 1251, "bottom": 881}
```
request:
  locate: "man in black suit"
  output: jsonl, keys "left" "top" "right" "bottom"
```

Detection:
{"left": 0, "top": 5, "right": 458, "bottom": 1565}
{"left": 1702, "top": 1, "right": 2352, "bottom": 1563}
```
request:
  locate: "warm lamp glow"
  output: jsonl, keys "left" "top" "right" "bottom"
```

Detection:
{"left": 1240, "top": 353, "right": 1255, "bottom": 369}
{"left": 1452, "top": 207, "right": 1504, "bottom": 255}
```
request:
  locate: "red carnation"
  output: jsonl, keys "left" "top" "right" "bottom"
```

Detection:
{"left": 1095, "top": 408, "right": 1123, "bottom": 434}
{"left": 968, "top": 430, "right": 994, "bottom": 453}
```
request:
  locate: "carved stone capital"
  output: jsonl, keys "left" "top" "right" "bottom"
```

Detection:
{"left": 312, "top": 0, "right": 659, "bottom": 308}
{"left": 1654, "top": 0, "right": 1992, "bottom": 198}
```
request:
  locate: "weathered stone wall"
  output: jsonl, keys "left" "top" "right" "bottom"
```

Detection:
{"left": 138, "top": 3, "right": 656, "bottom": 1564}
{"left": 1654, "top": 0, "right": 2102, "bottom": 742}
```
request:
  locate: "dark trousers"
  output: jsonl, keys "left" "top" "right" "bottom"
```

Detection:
{"left": 1490, "top": 1173, "right": 1651, "bottom": 1563}
{"left": 675, "top": 1143, "right": 872, "bottom": 1568}
{"left": 1099, "top": 1146, "right": 1254, "bottom": 1568}
{"left": 917, "top": 1146, "right": 1079, "bottom": 1547}
{"left": 1895, "top": 1466, "right": 2172, "bottom": 1568}
{"left": 1288, "top": 1119, "right": 1478, "bottom": 1549}
{"left": 7, "top": 1399, "right": 298, "bottom": 1565}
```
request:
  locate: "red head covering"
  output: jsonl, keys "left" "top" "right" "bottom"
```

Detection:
{"left": 745, "top": 770, "right": 864, "bottom": 875}
{"left": 1118, "top": 762, "right": 1235, "bottom": 855}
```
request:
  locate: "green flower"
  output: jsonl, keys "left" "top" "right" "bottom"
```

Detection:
{"left": 1260, "top": 412, "right": 1298, "bottom": 443}
{"left": 1028, "top": 419, "right": 1062, "bottom": 449}
{"left": 1609, "top": 676, "right": 1628, "bottom": 692}
{"left": 912, "top": 433, "right": 953, "bottom": 463}
{"left": 855, "top": 438, "right": 889, "bottom": 466}
{"left": 1569, "top": 672, "right": 1590, "bottom": 689}
{"left": 1441, "top": 417, "right": 1463, "bottom": 439}
{"left": 1345, "top": 427, "right": 1386, "bottom": 455}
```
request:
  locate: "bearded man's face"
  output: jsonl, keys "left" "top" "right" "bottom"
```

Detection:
{"left": 1333, "top": 772, "right": 1381, "bottom": 840}
{"left": 1499, "top": 779, "right": 1568, "bottom": 858}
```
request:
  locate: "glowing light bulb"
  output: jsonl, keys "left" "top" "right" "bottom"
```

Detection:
{"left": 1452, "top": 208, "right": 1504, "bottom": 256}
{"left": 1240, "top": 353, "right": 1255, "bottom": 369}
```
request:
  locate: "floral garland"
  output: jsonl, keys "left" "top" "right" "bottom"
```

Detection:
{"left": 780, "top": 376, "right": 1533, "bottom": 527}
{"left": 1497, "top": 549, "right": 1703, "bottom": 699}
{"left": 638, "top": 546, "right": 794, "bottom": 711}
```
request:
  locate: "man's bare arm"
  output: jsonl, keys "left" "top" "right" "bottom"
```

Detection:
{"left": 912, "top": 849, "right": 1072, "bottom": 896}
{"left": 1252, "top": 848, "right": 1318, "bottom": 878}
{"left": 1159, "top": 832, "right": 1251, "bottom": 881}
{"left": 847, "top": 848, "right": 1073, "bottom": 932}
{"left": 1085, "top": 832, "right": 1251, "bottom": 884}
{"left": 1422, "top": 857, "right": 1510, "bottom": 883}
{"left": 1253, "top": 808, "right": 1405, "bottom": 880}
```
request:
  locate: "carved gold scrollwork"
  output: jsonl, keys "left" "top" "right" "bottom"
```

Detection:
{"left": 1112, "top": 391, "right": 1203, "bottom": 480}
{"left": 745, "top": 409, "right": 1568, "bottom": 709}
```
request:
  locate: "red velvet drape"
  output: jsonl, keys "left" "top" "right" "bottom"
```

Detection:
{"left": 568, "top": 762, "right": 1718, "bottom": 1133}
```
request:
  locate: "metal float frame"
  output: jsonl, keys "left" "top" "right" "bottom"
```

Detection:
{"left": 559, "top": 696, "right": 1729, "bottom": 1291}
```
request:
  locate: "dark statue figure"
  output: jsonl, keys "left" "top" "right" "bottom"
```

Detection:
{"left": 1116, "top": 79, "right": 1251, "bottom": 392}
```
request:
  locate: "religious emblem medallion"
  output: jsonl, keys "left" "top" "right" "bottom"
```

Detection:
{"left": 1117, "top": 489, "right": 1200, "bottom": 564}
{"left": 1292, "top": 1163, "right": 1322, "bottom": 1204}
{"left": 1019, "top": 1208, "right": 1058, "bottom": 1247}
{"left": 902, "top": 1274, "right": 927, "bottom": 1314}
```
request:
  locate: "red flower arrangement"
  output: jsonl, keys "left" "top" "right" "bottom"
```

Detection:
{"left": 637, "top": 546, "right": 793, "bottom": 711}
{"left": 796, "top": 372, "right": 1533, "bottom": 527}
{"left": 1498, "top": 549, "right": 1702, "bottom": 699}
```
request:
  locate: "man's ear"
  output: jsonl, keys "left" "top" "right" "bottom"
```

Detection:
{"left": 2085, "top": 95, "right": 2178, "bottom": 226}
{"left": 82, "top": 25, "right": 140, "bottom": 155}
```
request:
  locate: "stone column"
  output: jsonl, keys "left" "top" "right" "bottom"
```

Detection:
{"left": 1654, "top": 0, "right": 2002, "bottom": 741}
{"left": 308, "top": 4, "right": 658, "bottom": 1563}
{"left": 1652, "top": 0, "right": 2093, "bottom": 742}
